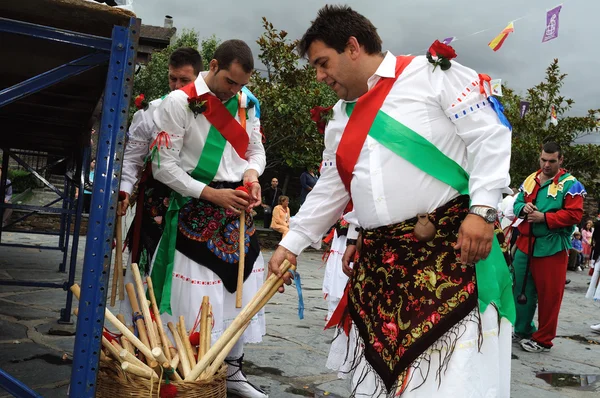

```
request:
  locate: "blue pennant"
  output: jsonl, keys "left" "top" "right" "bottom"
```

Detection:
{"left": 487, "top": 96, "right": 512, "bottom": 131}
{"left": 288, "top": 270, "right": 305, "bottom": 320}
{"left": 242, "top": 86, "right": 261, "bottom": 118}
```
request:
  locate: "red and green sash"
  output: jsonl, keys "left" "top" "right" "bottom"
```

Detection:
{"left": 152, "top": 84, "right": 250, "bottom": 314}
{"left": 333, "top": 56, "right": 514, "bottom": 324}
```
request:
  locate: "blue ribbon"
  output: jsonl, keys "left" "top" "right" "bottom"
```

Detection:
{"left": 488, "top": 96, "right": 512, "bottom": 131}
{"left": 288, "top": 270, "right": 304, "bottom": 320}
{"left": 242, "top": 86, "right": 261, "bottom": 118}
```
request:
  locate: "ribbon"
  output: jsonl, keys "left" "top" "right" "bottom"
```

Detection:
{"left": 147, "top": 131, "right": 172, "bottom": 168}
{"left": 289, "top": 270, "right": 304, "bottom": 320}
{"left": 488, "top": 96, "right": 513, "bottom": 131}
{"left": 242, "top": 86, "right": 261, "bottom": 118}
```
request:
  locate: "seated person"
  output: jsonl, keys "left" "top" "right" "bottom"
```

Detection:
{"left": 571, "top": 231, "right": 584, "bottom": 269}
{"left": 270, "top": 195, "right": 290, "bottom": 237}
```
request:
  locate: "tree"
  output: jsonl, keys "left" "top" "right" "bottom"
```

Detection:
{"left": 501, "top": 59, "right": 600, "bottom": 200}
{"left": 200, "top": 34, "right": 221, "bottom": 65}
{"left": 250, "top": 18, "right": 338, "bottom": 175}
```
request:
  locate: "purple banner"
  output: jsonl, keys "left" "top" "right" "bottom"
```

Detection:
{"left": 519, "top": 101, "right": 530, "bottom": 118}
{"left": 542, "top": 5, "right": 562, "bottom": 42}
{"left": 442, "top": 37, "right": 455, "bottom": 45}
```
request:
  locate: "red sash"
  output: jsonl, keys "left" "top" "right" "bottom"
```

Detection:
{"left": 336, "top": 56, "right": 415, "bottom": 191}
{"left": 180, "top": 82, "right": 249, "bottom": 159}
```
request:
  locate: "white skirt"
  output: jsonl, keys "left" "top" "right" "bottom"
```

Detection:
{"left": 586, "top": 260, "right": 600, "bottom": 300}
{"left": 322, "top": 231, "right": 349, "bottom": 320}
{"left": 326, "top": 305, "right": 512, "bottom": 398}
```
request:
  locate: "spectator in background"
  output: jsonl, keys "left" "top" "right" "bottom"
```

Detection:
{"left": 570, "top": 231, "right": 584, "bottom": 270}
{"left": 300, "top": 166, "right": 318, "bottom": 204}
{"left": 582, "top": 220, "right": 594, "bottom": 267}
{"left": 83, "top": 158, "right": 95, "bottom": 213}
{"left": 270, "top": 195, "right": 291, "bottom": 237}
{"left": 0, "top": 166, "right": 12, "bottom": 227}
{"left": 261, "top": 177, "right": 282, "bottom": 228}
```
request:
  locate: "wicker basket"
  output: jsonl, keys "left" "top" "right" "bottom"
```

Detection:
{"left": 96, "top": 359, "right": 227, "bottom": 398}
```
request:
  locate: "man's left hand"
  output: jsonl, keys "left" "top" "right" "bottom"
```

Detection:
{"left": 455, "top": 214, "right": 494, "bottom": 264}
{"left": 527, "top": 210, "right": 545, "bottom": 224}
{"left": 243, "top": 170, "right": 262, "bottom": 209}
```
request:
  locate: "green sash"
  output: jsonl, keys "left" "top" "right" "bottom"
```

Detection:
{"left": 152, "top": 97, "right": 239, "bottom": 314}
{"left": 346, "top": 103, "right": 515, "bottom": 324}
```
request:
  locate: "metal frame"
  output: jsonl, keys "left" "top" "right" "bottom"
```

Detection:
{"left": 0, "top": 15, "right": 139, "bottom": 398}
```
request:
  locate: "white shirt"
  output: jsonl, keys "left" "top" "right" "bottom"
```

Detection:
{"left": 120, "top": 98, "right": 163, "bottom": 195}
{"left": 152, "top": 72, "right": 265, "bottom": 198}
{"left": 281, "top": 52, "right": 512, "bottom": 255}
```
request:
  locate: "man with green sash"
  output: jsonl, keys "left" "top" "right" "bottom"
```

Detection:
{"left": 512, "top": 142, "right": 585, "bottom": 353}
{"left": 268, "top": 5, "right": 514, "bottom": 397}
{"left": 151, "top": 40, "right": 268, "bottom": 398}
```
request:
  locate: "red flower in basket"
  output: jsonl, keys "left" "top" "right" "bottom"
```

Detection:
{"left": 426, "top": 40, "right": 457, "bottom": 72}
{"left": 134, "top": 93, "right": 149, "bottom": 110}
{"left": 310, "top": 105, "right": 334, "bottom": 134}
{"left": 188, "top": 96, "right": 207, "bottom": 118}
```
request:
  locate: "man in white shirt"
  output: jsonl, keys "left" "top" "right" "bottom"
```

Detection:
{"left": 151, "top": 40, "right": 267, "bottom": 398}
{"left": 119, "top": 47, "right": 202, "bottom": 271}
{"left": 268, "top": 5, "right": 514, "bottom": 397}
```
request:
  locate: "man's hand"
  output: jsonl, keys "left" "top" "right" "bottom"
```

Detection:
{"left": 527, "top": 211, "right": 545, "bottom": 224}
{"left": 455, "top": 214, "right": 494, "bottom": 264}
{"left": 200, "top": 186, "right": 249, "bottom": 214}
{"left": 243, "top": 170, "right": 262, "bottom": 209}
{"left": 118, "top": 192, "right": 130, "bottom": 216}
{"left": 342, "top": 244, "right": 356, "bottom": 277}
{"left": 520, "top": 202, "right": 537, "bottom": 216}
{"left": 267, "top": 246, "right": 297, "bottom": 293}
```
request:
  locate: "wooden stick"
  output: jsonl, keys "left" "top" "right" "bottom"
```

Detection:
{"left": 116, "top": 314, "right": 135, "bottom": 355}
{"left": 102, "top": 336, "right": 123, "bottom": 362}
{"left": 178, "top": 317, "right": 196, "bottom": 368}
{"left": 124, "top": 283, "right": 154, "bottom": 363}
{"left": 149, "top": 360, "right": 162, "bottom": 378}
{"left": 203, "top": 304, "right": 213, "bottom": 356}
{"left": 185, "top": 260, "right": 294, "bottom": 381}
{"left": 122, "top": 361, "right": 154, "bottom": 379}
{"left": 198, "top": 296, "right": 210, "bottom": 359}
{"left": 236, "top": 210, "right": 246, "bottom": 308}
{"left": 168, "top": 322, "right": 191, "bottom": 378}
{"left": 130, "top": 263, "right": 159, "bottom": 349}
{"left": 162, "top": 361, "right": 183, "bottom": 381}
{"left": 119, "top": 349, "right": 154, "bottom": 375}
{"left": 146, "top": 277, "right": 171, "bottom": 361}
{"left": 170, "top": 353, "right": 182, "bottom": 377}
{"left": 70, "top": 284, "right": 154, "bottom": 362}
{"left": 110, "top": 227, "right": 120, "bottom": 307}
{"left": 116, "top": 202, "right": 125, "bottom": 301}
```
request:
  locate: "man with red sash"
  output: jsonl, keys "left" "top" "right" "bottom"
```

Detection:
{"left": 151, "top": 40, "right": 267, "bottom": 398}
{"left": 268, "top": 6, "right": 514, "bottom": 397}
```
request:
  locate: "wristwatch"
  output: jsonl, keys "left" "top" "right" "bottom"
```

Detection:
{"left": 469, "top": 206, "right": 496, "bottom": 223}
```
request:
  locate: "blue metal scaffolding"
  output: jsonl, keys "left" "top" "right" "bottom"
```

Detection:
{"left": 0, "top": 13, "right": 139, "bottom": 398}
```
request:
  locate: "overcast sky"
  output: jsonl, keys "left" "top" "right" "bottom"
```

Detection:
{"left": 131, "top": 0, "right": 598, "bottom": 117}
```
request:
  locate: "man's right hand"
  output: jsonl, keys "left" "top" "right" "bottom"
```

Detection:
{"left": 342, "top": 244, "right": 356, "bottom": 277}
{"left": 118, "top": 193, "right": 130, "bottom": 216}
{"left": 200, "top": 186, "right": 249, "bottom": 214}
{"left": 521, "top": 202, "right": 537, "bottom": 216}
{"left": 267, "top": 245, "right": 297, "bottom": 293}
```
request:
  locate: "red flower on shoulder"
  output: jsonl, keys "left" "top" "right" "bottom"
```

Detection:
{"left": 134, "top": 93, "right": 149, "bottom": 110}
{"left": 426, "top": 40, "right": 457, "bottom": 72}
{"left": 310, "top": 105, "right": 334, "bottom": 134}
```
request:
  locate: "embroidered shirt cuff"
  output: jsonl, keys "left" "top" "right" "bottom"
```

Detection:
{"left": 279, "top": 230, "right": 313, "bottom": 256}
{"left": 120, "top": 181, "right": 135, "bottom": 196}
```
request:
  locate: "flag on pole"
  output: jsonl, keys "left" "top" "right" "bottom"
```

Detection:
{"left": 519, "top": 101, "right": 530, "bottom": 118}
{"left": 442, "top": 37, "right": 455, "bottom": 45}
{"left": 488, "top": 22, "right": 514, "bottom": 51}
{"left": 550, "top": 105, "right": 558, "bottom": 126}
{"left": 542, "top": 5, "right": 562, "bottom": 43}
{"left": 490, "top": 79, "right": 503, "bottom": 96}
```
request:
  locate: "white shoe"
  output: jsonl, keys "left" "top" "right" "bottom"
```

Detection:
{"left": 225, "top": 355, "right": 268, "bottom": 398}
{"left": 577, "top": 266, "right": 583, "bottom": 271}
{"left": 591, "top": 323, "right": 600, "bottom": 334}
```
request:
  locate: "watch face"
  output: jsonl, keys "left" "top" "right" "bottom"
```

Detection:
{"left": 485, "top": 209, "right": 496, "bottom": 222}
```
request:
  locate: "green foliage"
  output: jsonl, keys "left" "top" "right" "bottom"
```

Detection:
{"left": 501, "top": 59, "right": 600, "bottom": 199}
{"left": 250, "top": 17, "right": 339, "bottom": 171}
{"left": 200, "top": 34, "right": 221, "bottom": 66}
{"left": 7, "top": 169, "right": 37, "bottom": 193}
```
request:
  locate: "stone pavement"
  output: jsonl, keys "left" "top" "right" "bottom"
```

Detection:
{"left": 0, "top": 231, "right": 599, "bottom": 397}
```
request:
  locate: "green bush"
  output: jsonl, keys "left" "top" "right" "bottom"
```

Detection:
{"left": 7, "top": 169, "right": 37, "bottom": 193}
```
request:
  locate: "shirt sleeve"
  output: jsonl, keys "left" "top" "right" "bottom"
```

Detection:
{"left": 433, "top": 62, "right": 512, "bottom": 209}
{"left": 244, "top": 107, "right": 266, "bottom": 175}
{"left": 121, "top": 107, "right": 155, "bottom": 195}
{"left": 545, "top": 194, "right": 584, "bottom": 230}
{"left": 151, "top": 93, "right": 206, "bottom": 198}
{"left": 280, "top": 119, "right": 351, "bottom": 255}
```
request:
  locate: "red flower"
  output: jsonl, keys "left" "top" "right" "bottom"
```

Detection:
{"left": 382, "top": 250, "right": 398, "bottom": 265}
{"left": 465, "top": 281, "right": 476, "bottom": 294}
{"left": 188, "top": 96, "right": 207, "bottom": 117}
{"left": 310, "top": 105, "right": 334, "bottom": 134}
{"left": 426, "top": 40, "right": 457, "bottom": 72}
{"left": 373, "top": 341, "right": 384, "bottom": 353}
{"left": 207, "top": 220, "right": 220, "bottom": 232}
{"left": 382, "top": 321, "right": 398, "bottom": 340}
{"left": 134, "top": 93, "right": 148, "bottom": 110}
{"left": 428, "top": 311, "right": 441, "bottom": 324}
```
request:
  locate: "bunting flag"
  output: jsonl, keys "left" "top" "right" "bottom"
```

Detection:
{"left": 488, "top": 22, "right": 514, "bottom": 51}
{"left": 519, "top": 101, "right": 530, "bottom": 118}
{"left": 542, "top": 5, "right": 562, "bottom": 42}
{"left": 490, "top": 79, "right": 503, "bottom": 96}
{"left": 550, "top": 105, "right": 558, "bottom": 126}
{"left": 442, "top": 36, "right": 456, "bottom": 45}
